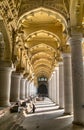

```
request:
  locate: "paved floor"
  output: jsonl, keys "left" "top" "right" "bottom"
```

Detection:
{"left": 21, "top": 98, "right": 84, "bottom": 130}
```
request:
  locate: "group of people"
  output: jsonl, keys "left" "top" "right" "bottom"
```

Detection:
{"left": 10, "top": 97, "right": 36, "bottom": 113}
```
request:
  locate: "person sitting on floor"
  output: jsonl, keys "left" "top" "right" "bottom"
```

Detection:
{"left": 32, "top": 103, "right": 36, "bottom": 113}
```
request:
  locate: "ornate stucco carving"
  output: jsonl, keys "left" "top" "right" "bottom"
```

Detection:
{"left": 0, "top": 0, "right": 83, "bottom": 79}
{"left": 19, "top": 0, "right": 69, "bottom": 19}
{"left": 0, "top": 32, "right": 5, "bottom": 60}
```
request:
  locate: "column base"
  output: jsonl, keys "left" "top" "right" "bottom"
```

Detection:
{"left": 0, "top": 67, "right": 12, "bottom": 107}
{"left": 10, "top": 98, "right": 20, "bottom": 102}
{"left": 59, "top": 107, "right": 64, "bottom": 109}
{"left": 63, "top": 112, "right": 73, "bottom": 115}
{"left": 25, "top": 96, "right": 28, "bottom": 99}
{"left": 0, "top": 101, "right": 11, "bottom": 107}
{"left": 72, "top": 121, "right": 84, "bottom": 127}
{"left": 56, "top": 104, "right": 59, "bottom": 106}
{"left": 20, "top": 97, "right": 25, "bottom": 100}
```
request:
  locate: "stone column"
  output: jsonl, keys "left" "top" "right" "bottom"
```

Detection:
{"left": 69, "top": 33, "right": 84, "bottom": 125}
{"left": 20, "top": 78, "right": 26, "bottom": 100}
{"left": 28, "top": 81, "right": 31, "bottom": 96}
{"left": 25, "top": 80, "right": 28, "bottom": 98}
{"left": 53, "top": 72, "right": 56, "bottom": 103}
{"left": 51, "top": 77, "right": 53, "bottom": 101}
{"left": 50, "top": 78, "right": 52, "bottom": 99}
{"left": 48, "top": 79, "right": 52, "bottom": 99}
{"left": 62, "top": 53, "right": 73, "bottom": 114}
{"left": 52, "top": 74, "right": 54, "bottom": 102}
{"left": 55, "top": 67, "right": 59, "bottom": 105}
{"left": 10, "top": 72, "right": 22, "bottom": 102}
{"left": 59, "top": 62, "right": 64, "bottom": 109}
{"left": 0, "top": 67, "right": 12, "bottom": 106}
{"left": 48, "top": 80, "right": 50, "bottom": 98}
{"left": 0, "top": 32, "right": 12, "bottom": 106}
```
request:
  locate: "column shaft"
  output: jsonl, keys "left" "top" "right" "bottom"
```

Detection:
{"left": 70, "top": 34, "right": 84, "bottom": 125}
{"left": 20, "top": 78, "right": 26, "bottom": 100}
{"left": 56, "top": 67, "right": 59, "bottom": 105}
{"left": 25, "top": 80, "right": 28, "bottom": 98}
{"left": 63, "top": 54, "right": 73, "bottom": 114}
{"left": 10, "top": 72, "right": 22, "bottom": 102}
{"left": 59, "top": 62, "right": 64, "bottom": 108}
{"left": 53, "top": 72, "right": 56, "bottom": 103}
{"left": 0, "top": 67, "right": 11, "bottom": 106}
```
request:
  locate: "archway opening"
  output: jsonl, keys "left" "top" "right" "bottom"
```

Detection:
{"left": 37, "top": 77, "right": 48, "bottom": 97}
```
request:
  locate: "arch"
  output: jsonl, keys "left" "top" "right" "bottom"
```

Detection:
{"left": 30, "top": 43, "right": 56, "bottom": 53}
{"left": 33, "top": 62, "right": 51, "bottom": 69}
{"left": 26, "top": 30, "right": 61, "bottom": 43}
{"left": 31, "top": 51, "right": 52, "bottom": 61}
{"left": 34, "top": 64, "right": 51, "bottom": 71}
{"left": 18, "top": 7, "right": 67, "bottom": 29}
{"left": 37, "top": 83, "right": 48, "bottom": 97}
{"left": 33, "top": 58, "right": 52, "bottom": 66}
{"left": 35, "top": 68, "right": 51, "bottom": 76}
{"left": 31, "top": 56, "right": 52, "bottom": 65}
{"left": 36, "top": 71, "right": 50, "bottom": 79}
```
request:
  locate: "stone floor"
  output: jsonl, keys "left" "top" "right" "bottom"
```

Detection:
{"left": 21, "top": 98, "right": 84, "bottom": 130}
{"left": 0, "top": 98, "right": 84, "bottom": 130}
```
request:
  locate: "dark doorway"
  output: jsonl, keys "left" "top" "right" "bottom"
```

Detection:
{"left": 37, "top": 84, "right": 48, "bottom": 97}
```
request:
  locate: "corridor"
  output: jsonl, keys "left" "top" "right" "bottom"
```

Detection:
{"left": 9, "top": 98, "right": 83, "bottom": 130}
{"left": 0, "top": 0, "right": 84, "bottom": 128}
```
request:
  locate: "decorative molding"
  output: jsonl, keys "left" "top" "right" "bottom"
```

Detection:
{"left": 19, "top": 0, "right": 68, "bottom": 19}
{"left": 0, "top": 32, "right": 5, "bottom": 60}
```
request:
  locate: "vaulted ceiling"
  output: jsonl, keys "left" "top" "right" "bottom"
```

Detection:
{"left": 0, "top": 0, "right": 84, "bottom": 83}
{"left": 17, "top": 7, "right": 66, "bottom": 79}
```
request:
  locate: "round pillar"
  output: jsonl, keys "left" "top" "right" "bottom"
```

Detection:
{"left": 51, "top": 77, "right": 53, "bottom": 101}
{"left": 20, "top": 78, "right": 26, "bottom": 100}
{"left": 69, "top": 33, "right": 84, "bottom": 125}
{"left": 53, "top": 72, "right": 56, "bottom": 103}
{"left": 49, "top": 79, "right": 52, "bottom": 99}
{"left": 59, "top": 62, "right": 64, "bottom": 109}
{"left": 62, "top": 53, "right": 73, "bottom": 114}
{"left": 25, "top": 80, "right": 28, "bottom": 98}
{"left": 52, "top": 74, "right": 54, "bottom": 102}
{"left": 0, "top": 67, "right": 12, "bottom": 106}
{"left": 10, "top": 72, "right": 22, "bottom": 102}
{"left": 55, "top": 67, "right": 59, "bottom": 105}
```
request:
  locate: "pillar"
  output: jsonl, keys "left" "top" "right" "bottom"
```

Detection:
{"left": 10, "top": 72, "right": 22, "bottom": 102}
{"left": 20, "top": 78, "right": 26, "bottom": 100}
{"left": 25, "top": 80, "right": 28, "bottom": 98}
{"left": 28, "top": 81, "right": 31, "bottom": 96}
{"left": 53, "top": 72, "right": 57, "bottom": 103}
{"left": 0, "top": 67, "right": 12, "bottom": 106}
{"left": 48, "top": 79, "right": 52, "bottom": 99}
{"left": 50, "top": 78, "right": 52, "bottom": 99}
{"left": 69, "top": 32, "right": 84, "bottom": 125}
{"left": 0, "top": 32, "right": 12, "bottom": 106}
{"left": 62, "top": 53, "right": 73, "bottom": 114}
{"left": 59, "top": 62, "right": 64, "bottom": 108}
{"left": 52, "top": 74, "right": 54, "bottom": 102}
{"left": 51, "top": 77, "right": 53, "bottom": 101}
{"left": 55, "top": 67, "right": 59, "bottom": 105}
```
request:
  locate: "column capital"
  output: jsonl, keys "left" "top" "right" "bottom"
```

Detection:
{"left": 68, "top": 36, "right": 83, "bottom": 47}
{"left": 11, "top": 72, "right": 23, "bottom": 78}
{"left": 58, "top": 61, "right": 63, "bottom": 66}
{"left": 62, "top": 53, "right": 71, "bottom": 58}
{"left": 21, "top": 77, "right": 26, "bottom": 81}
{"left": 71, "top": 26, "right": 83, "bottom": 35}
{"left": 55, "top": 66, "right": 59, "bottom": 71}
